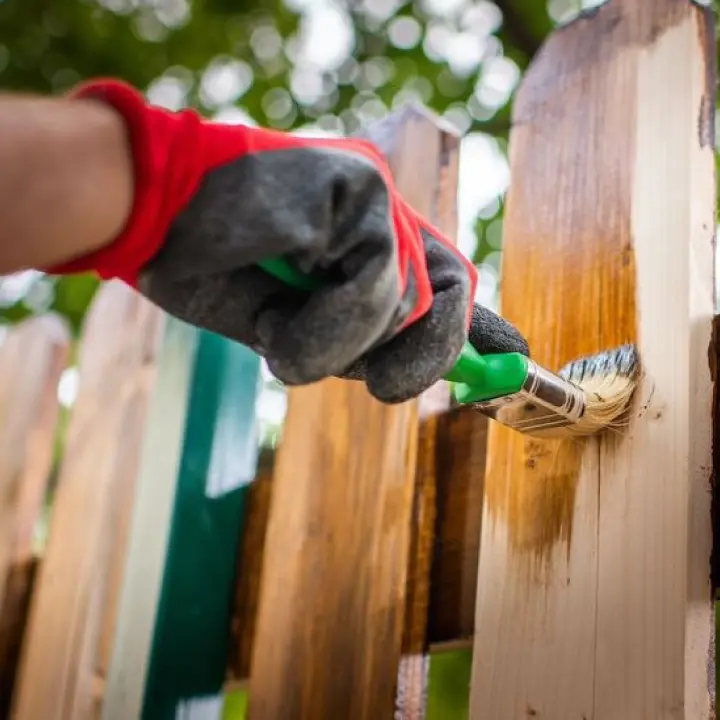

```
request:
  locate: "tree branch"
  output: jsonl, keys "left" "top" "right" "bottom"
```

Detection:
{"left": 493, "top": 0, "right": 552, "bottom": 66}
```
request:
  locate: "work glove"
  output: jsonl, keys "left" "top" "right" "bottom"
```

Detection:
{"left": 48, "top": 79, "right": 528, "bottom": 403}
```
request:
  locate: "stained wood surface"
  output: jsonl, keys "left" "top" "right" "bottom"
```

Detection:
{"left": 12, "top": 283, "right": 164, "bottom": 720}
{"left": 427, "top": 407, "right": 487, "bottom": 649}
{"left": 248, "top": 106, "right": 461, "bottom": 720}
{"left": 0, "top": 558, "right": 37, "bottom": 718}
{"left": 248, "top": 379, "right": 419, "bottom": 719}
{"left": 229, "top": 407, "right": 486, "bottom": 688}
{"left": 470, "top": 2, "right": 716, "bottom": 718}
{"left": 229, "top": 451, "right": 275, "bottom": 684}
{"left": 0, "top": 314, "right": 69, "bottom": 713}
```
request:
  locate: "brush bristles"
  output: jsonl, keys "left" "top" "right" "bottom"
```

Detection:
{"left": 554, "top": 344, "right": 639, "bottom": 437}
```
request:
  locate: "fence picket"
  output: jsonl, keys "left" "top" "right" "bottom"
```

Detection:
{"left": 248, "top": 105, "right": 462, "bottom": 720}
{"left": 0, "top": 314, "right": 70, "bottom": 715}
{"left": 11, "top": 282, "right": 164, "bottom": 719}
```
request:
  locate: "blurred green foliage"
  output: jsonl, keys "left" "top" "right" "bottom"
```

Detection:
{"left": 0, "top": 0, "right": 559, "bottom": 331}
{"left": 427, "top": 650, "right": 473, "bottom": 719}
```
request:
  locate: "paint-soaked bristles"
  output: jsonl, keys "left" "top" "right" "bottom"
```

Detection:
{"left": 468, "top": 343, "right": 640, "bottom": 438}
{"left": 553, "top": 343, "right": 640, "bottom": 438}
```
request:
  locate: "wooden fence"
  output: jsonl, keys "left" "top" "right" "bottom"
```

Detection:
{"left": 0, "top": 2, "right": 717, "bottom": 718}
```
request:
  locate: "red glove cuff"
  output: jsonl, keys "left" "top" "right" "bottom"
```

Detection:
{"left": 46, "top": 80, "right": 211, "bottom": 286}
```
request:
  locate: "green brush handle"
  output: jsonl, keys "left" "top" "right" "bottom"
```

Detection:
{"left": 257, "top": 258, "right": 528, "bottom": 403}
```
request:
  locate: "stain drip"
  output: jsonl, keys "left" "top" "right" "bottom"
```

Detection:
{"left": 485, "top": 427, "right": 587, "bottom": 571}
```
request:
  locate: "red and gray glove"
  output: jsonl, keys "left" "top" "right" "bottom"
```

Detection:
{"left": 48, "top": 79, "right": 528, "bottom": 403}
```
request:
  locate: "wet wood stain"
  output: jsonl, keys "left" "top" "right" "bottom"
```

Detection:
{"left": 482, "top": 0, "right": 641, "bottom": 564}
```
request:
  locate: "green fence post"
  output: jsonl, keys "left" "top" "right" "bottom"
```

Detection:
{"left": 102, "top": 319, "right": 261, "bottom": 720}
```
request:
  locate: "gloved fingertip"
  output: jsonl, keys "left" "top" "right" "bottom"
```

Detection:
{"left": 366, "top": 374, "right": 428, "bottom": 405}
{"left": 468, "top": 303, "right": 530, "bottom": 357}
{"left": 364, "top": 295, "right": 467, "bottom": 404}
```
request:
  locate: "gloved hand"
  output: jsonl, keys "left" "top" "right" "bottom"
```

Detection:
{"left": 48, "top": 79, "right": 528, "bottom": 403}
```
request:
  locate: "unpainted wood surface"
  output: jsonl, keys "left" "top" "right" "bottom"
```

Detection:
{"left": 470, "top": 2, "right": 716, "bottom": 718}
{"left": 0, "top": 315, "right": 69, "bottom": 713}
{"left": 12, "top": 282, "right": 164, "bottom": 720}
{"left": 248, "top": 107, "right": 461, "bottom": 720}
{"left": 100, "top": 315, "right": 198, "bottom": 720}
{"left": 0, "top": 315, "right": 69, "bottom": 603}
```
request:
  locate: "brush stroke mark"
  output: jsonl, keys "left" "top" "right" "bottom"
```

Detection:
{"left": 696, "top": 6, "right": 716, "bottom": 149}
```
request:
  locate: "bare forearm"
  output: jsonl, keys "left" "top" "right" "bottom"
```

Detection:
{"left": 0, "top": 93, "right": 133, "bottom": 275}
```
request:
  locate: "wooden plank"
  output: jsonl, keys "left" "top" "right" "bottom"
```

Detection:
{"left": 229, "top": 449, "right": 275, "bottom": 684}
{"left": 12, "top": 282, "right": 164, "bottom": 720}
{"left": 0, "top": 557, "right": 38, "bottom": 717}
{"left": 227, "top": 406, "right": 486, "bottom": 689}
{"left": 0, "top": 314, "right": 70, "bottom": 714}
{"left": 395, "top": 414, "right": 438, "bottom": 718}
{"left": 101, "top": 326, "right": 262, "bottom": 720}
{"left": 249, "top": 378, "right": 419, "bottom": 719}
{"left": 470, "top": 2, "right": 716, "bottom": 718}
{"left": 98, "top": 316, "right": 197, "bottom": 720}
{"left": 248, "top": 106, "right": 460, "bottom": 720}
{"left": 595, "top": 5, "right": 715, "bottom": 717}
{"left": 140, "top": 332, "right": 261, "bottom": 718}
{"left": 394, "top": 106, "right": 461, "bottom": 720}
{"left": 0, "top": 315, "right": 69, "bottom": 604}
{"left": 427, "top": 407, "right": 487, "bottom": 650}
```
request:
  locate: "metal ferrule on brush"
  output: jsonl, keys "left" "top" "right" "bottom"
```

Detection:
{"left": 469, "top": 360, "right": 587, "bottom": 436}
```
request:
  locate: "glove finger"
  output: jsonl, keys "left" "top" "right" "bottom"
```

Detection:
{"left": 138, "top": 266, "right": 298, "bottom": 355}
{"left": 363, "top": 282, "right": 468, "bottom": 403}
{"left": 354, "top": 228, "right": 471, "bottom": 404}
{"left": 143, "top": 256, "right": 404, "bottom": 388}
{"left": 467, "top": 303, "right": 529, "bottom": 357}
{"left": 257, "top": 246, "right": 401, "bottom": 386}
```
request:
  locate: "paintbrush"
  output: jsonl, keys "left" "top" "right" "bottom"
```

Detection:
{"left": 257, "top": 258, "right": 639, "bottom": 439}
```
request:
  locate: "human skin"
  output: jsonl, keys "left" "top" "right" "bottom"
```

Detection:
{"left": 0, "top": 94, "right": 134, "bottom": 275}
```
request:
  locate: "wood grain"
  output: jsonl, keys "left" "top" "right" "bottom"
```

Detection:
{"left": 0, "top": 314, "right": 69, "bottom": 714}
{"left": 248, "top": 379, "right": 419, "bottom": 719}
{"left": 248, "top": 107, "right": 461, "bottom": 720}
{"left": 427, "top": 407, "right": 487, "bottom": 650}
{"left": 394, "top": 107, "right": 461, "bottom": 720}
{"left": 0, "top": 315, "right": 69, "bottom": 604}
{"left": 0, "top": 557, "right": 37, "bottom": 718}
{"left": 229, "top": 449, "right": 275, "bottom": 684}
{"left": 12, "top": 282, "right": 164, "bottom": 720}
{"left": 99, "top": 316, "right": 197, "bottom": 720}
{"left": 228, "top": 407, "right": 486, "bottom": 687}
{"left": 470, "top": 2, "right": 716, "bottom": 718}
{"left": 101, "top": 322, "right": 262, "bottom": 719}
